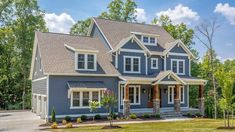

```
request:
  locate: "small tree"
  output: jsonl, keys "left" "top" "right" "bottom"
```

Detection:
{"left": 101, "top": 90, "right": 117, "bottom": 126}
{"left": 51, "top": 107, "right": 56, "bottom": 123}
{"left": 219, "top": 74, "right": 235, "bottom": 128}
{"left": 89, "top": 100, "right": 100, "bottom": 121}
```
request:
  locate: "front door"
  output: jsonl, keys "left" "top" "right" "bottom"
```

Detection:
{"left": 147, "top": 88, "right": 153, "bottom": 108}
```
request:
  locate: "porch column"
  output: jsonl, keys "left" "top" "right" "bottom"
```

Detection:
{"left": 198, "top": 85, "right": 205, "bottom": 116}
{"left": 153, "top": 84, "right": 160, "bottom": 114}
{"left": 174, "top": 84, "right": 180, "bottom": 112}
{"left": 123, "top": 84, "right": 130, "bottom": 117}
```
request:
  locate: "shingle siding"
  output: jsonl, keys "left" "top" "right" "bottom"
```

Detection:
{"left": 33, "top": 46, "right": 45, "bottom": 80}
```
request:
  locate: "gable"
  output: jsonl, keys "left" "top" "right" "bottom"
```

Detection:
{"left": 162, "top": 75, "right": 177, "bottom": 81}
{"left": 121, "top": 40, "right": 143, "bottom": 50}
{"left": 170, "top": 44, "right": 187, "bottom": 53}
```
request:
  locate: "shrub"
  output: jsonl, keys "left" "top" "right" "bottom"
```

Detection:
{"left": 81, "top": 115, "right": 87, "bottom": 121}
{"left": 195, "top": 112, "right": 201, "bottom": 117}
{"left": 65, "top": 122, "right": 73, "bottom": 128}
{"left": 51, "top": 107, "right": 56, "bottom": 123}
{"left": 62, "top": 119, "right": 67, "bottom": 125}
{"left": 129, "top": 113, "right": 137, "bottom": 119}
{"left": 94, "top": 114, "right": 101, "bottom": 120}
{"left": 77, "top": 118, "right": 82, "bottom": 123}
{"left": 186, "top": 112, "right": 192, "bottom": 117}
{"left": 64, "top": 116, "right": 71, "bottom": 122}
{"left": 155, "top": 113, "right": 161, "bottom": 119}
{"left": 143, "top": 113, "right": 150, "bottom": 118}
{"left": 51, "top": 122, "right": 58, "bottom": 129}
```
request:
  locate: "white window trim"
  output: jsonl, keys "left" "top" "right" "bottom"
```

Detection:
{"left": 168, "top": 86, "right": 174, "bottom": 104}
{"left": 120, "top": 85, "right": 141, "bottom": 105}
{"left": 179, "top": 86, "right": 185, "bottom": 104}
{"left": 168, "top": 86, "right": 184, "bottom": 104}
{"left": 70, "top": 90, "right": 101, "bottom": 109}
{"left": 123, "top": 56, "right": 141, "bottom": 73}
{"left": 141, "top": 35, "right": 157, "bottom": 46}
{"left": 75, "top": 53, "right": 97, "bottom": 71}
{"left": 151, "top": 58, "right": 158, "bottom": 69}
{"left": 171, "top": 59, "right": 185, "bottom": 75}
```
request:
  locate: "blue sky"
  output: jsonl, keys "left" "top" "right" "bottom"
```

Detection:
{"left": 38, "top": 0, "right": 235, "bottom": 61}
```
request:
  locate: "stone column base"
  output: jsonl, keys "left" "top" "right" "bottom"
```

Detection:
{"left": 153, "top": 99, "right": 160, "bottom": 114}
{"left": 199, "top": 98, "right": 205, "bottom": 116}
{"left": 174, "top": 99, "right": 180, "bottom": 112}
{"left": 123, "top": 100, "right": 130, "bottom": 117}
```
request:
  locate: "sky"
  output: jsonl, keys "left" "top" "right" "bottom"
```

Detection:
{"left": 38, "top": 0, "right": 235, "bottom": 61}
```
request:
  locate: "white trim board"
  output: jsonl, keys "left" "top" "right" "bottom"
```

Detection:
{"left": 32, "top": 77, "right": 47, "bottom": 82}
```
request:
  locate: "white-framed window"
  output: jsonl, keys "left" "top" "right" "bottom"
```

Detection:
{"left": 76, "top": 53, "right": 97, "bottom": 71}
{"left": 141, "top": 36, "right": 157, "bottom": 45}
{"left": 124, "top": 56, "right": 140, "bottom": 73}
{"left": 71, "top": 90, "right": 101, "bottom": 108}
{"left": 171, "top": 59, "right": 185, "bottom": 75}
{"left": 168, "top": 86, "right": 174, "bottom": 104}
{"left": 120, "top": 85, "right": 141, "bottom": 105}
{"left": 179, "top": 86, "right": 184, "bottom": 104}
{"left": 151, "top": 58, "right": 158, "bottom": 69}
{"left": 168, "top": 86, "right": 184, "bottom": 104}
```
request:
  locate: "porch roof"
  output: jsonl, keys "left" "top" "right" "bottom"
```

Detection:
{"left": 67, "top": 81, "right": 107, "bottom": 90}
{"left": 119, "top": 71, "right": 207, "bottom": 85}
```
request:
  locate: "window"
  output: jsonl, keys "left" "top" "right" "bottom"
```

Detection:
{"left": 179, "top": 86, "right": 184, "bottom": 103}
{"left": 71, "top": 90, "right": 101, "bottom": 108}
{"left": 151, "top": 58, "right": 158, "bottom": 69}
{"left": 120, "top": 85, "right": 140, "bottom": 105}
{"left": 168, "top": 86, "right": 174, "bottom": 104}
{"left": 76, "top": 53, "right": 96, "bottom": 71}
{"left": 124, "top": 56, "right": 140, "bottom": 73}
{"left": 143, "top": 36, "right": 148, "bottom": 43}
{"left": 168, "top": 86, "right": 184, "bottom": 104}
{"left": 171, "top": 59, "right": 185, "bottom": 75}
{"left": 142, "top": 36, "right": 157, "bottom": 45}
{"left": 150, "top": 37, "right": 155, "bottom": 43}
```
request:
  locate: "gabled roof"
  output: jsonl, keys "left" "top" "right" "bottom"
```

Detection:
{"left": 154, "top": 71, "right": 186, "bottom": 85}
{"left": 92, "top": 17, "right": 175, "bottom": 50}
{"left": 29, "top": 32, "right": 119, "bottom": 79}
{"left": 112, "top": 34, "right": 151, "bottom": 55}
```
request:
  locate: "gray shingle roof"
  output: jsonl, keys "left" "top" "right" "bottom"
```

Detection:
{"left": 36, "top": 32, "right": 119, "bottom": 76}
{"left": 93, "top": 18, "right": 175, "bottom": 49}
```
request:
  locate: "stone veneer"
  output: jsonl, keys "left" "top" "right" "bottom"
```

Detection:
{"left": 199, "top": 97, "right": 205, "bottom": 116}
{"left": 153, "top": 99, "right": 160, "bottom": 113}
{"left": 174, "top": 99, "right": 181, "bottom": 112}
{"left": 123, "top": 100, "right": 130, "bottom": 117}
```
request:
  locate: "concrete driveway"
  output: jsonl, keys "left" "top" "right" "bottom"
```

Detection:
{"left": 0, "top": 110, "right": 46, "bottom": 132}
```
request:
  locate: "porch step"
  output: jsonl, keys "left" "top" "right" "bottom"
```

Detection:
{"left": 161, "top": 112, "right": 183, "bottom": 118}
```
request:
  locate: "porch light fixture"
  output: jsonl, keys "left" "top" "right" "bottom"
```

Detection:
{"left": 142, "top": 88, "right": 146, "bottom": 93}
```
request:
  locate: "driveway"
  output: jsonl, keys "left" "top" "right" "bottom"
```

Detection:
{"left": 0, "top": 110, "right": 46, "bottom": 132}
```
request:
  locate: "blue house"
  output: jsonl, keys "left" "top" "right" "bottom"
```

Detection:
{"left": 30, "top": 18, "right": 207, "bottom": 120}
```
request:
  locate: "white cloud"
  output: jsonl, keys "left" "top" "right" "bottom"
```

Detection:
{"left": 225, "top": 42, "right": 233, "bottom": 47}
{"left": 156, "top": 4, "right": 200, "bottom": 25}
{"left": 135, "top": 8, "right": 147, "bottom": 23}
{"left": 214, "top": 3, "right": 235, "bottom": 25}
{"left": 44, "top": 13, "right": 75, "bottom": 34}
{"left": 217, "top": 56, "right": 235, "bottom": 62}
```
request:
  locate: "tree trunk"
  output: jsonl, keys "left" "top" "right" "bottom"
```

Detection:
{"left": 224, "top": 110, "right": 226, "bottom": 127}
{"left": 210, "top": 48, "right": 217, "bottom": 119}
{"left": 22, "top": 73, "right": 26, "bottom": 110}
{"left": 227, "top": 111, "right": 230, "bottom": 128}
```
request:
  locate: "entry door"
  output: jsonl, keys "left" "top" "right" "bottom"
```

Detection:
{"left": 147, "top": 88, "right": 153, "bottom": 108}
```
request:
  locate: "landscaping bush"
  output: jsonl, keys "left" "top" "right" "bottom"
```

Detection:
{"left": 51, "top": 122, "right": 58, "bottom": 129}
{"left": 195, "top": 112, "right": 201, "bottom": 117}
{"left": 51, "top": 107, "right": 56, "bottom": 123}
{"left": 81, "top": 115, "right": 87, "bottom": 121}
{"left": 64, "top": 116, "right": 71, "bottom": 122}
{"left": 155, "top": 113, "right": 161, "bottom": 119}
{"left": 129, "top": 113, "right": 137, "bottom": 119}
{"left": 143, "top": 113, "right": 150, "bottom": 118}
{"left": 111, "top": 112, "right": 118, "bottom": 119}
{"left": 65, "top": 122, "right": 73, "bottom": 128}
{"left": 186, "top": 112, "right": 192, "bottom": 117}
{"left": 77, "top": 118, "right": 82, "bottom": 123}
{"left": 94, "top": 114, "right": 101, "bottom": 120}
{"left": 62, "top": 119, "right": 67, "bottom": 125}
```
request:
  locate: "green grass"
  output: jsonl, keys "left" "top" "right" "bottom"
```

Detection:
{"left": 51, "top": 119, "right": 235, "bottom": 132}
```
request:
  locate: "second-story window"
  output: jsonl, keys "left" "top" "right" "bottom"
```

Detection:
{"left": 171, "top": 59, "right": 185, "bottom": 75}
{"left": 143, "top": 36, "right": 149, "bottom": 43}
{"left": 150, "top": 37, "right": 155, "bottom": 44}
{"left": 151, "top": 58, "right": 158, "bottom": 69}
{"left": 142, "top": 36, "right": 157, "bottom": 45}
{"left": 124, "top": 56, "right": 140, "bottom": 73}
{"left": 77, "top": 53, "right": 96, "bottom": 71}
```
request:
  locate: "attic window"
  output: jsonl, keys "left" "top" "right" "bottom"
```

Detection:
{"left": 141, "top": 36, "right": 157, "bottom": 45}
{"left": 76, "top": 53, "right": 97, "bottom": 71}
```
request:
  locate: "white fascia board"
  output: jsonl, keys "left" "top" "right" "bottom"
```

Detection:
{"left": 29, "top": 34, "right": 38, "bottom": 80}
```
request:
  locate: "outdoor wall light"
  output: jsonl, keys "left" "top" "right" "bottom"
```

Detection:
{"left": 142, "top": 88, "right": 146, "bottom": 93}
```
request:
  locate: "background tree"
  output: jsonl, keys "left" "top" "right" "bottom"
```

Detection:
{"left": 70, "top": 0, "right": 137, "bottom": 36}
{"left": 195, "top": 18, "right": 220, "bottom": 118}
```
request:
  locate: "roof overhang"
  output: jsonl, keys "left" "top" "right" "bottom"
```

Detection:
{"left": 163, "top": 40, "right": 196, "bottom": 59}
{"left": 64, "top": 44, "right": 99, "bottom": 53}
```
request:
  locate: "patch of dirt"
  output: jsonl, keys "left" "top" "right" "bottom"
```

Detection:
{"left": 102, "top": 125, "right": 122, "bottom": 129}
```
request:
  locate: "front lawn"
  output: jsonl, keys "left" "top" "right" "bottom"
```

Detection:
{"left": 50, "top": 119, "right": 235, "bottom": 132}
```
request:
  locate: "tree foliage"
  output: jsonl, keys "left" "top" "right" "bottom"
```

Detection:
{"left": 70, "top": 0, "right": 137, "bottom": 36}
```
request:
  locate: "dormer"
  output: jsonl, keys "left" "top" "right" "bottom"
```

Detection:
{"left": 131, "top": 32, "right": 159, "bottom": 46}
{"left": 64, "top": 44, "right": 98, "bottom": 71}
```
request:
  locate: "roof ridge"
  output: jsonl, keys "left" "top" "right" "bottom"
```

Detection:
{"left": 93, "top": 17, "right": 163, "bottom": 28}
{"left": 36, "top": 31, "right": 94, "bottom": 38}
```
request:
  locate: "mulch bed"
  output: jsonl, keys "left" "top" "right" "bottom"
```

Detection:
{"left": 102, "top": 125, "right": 122, "bottom": 129}
{"left": 217, "top": 126, "right": 235, "bottom": 129}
